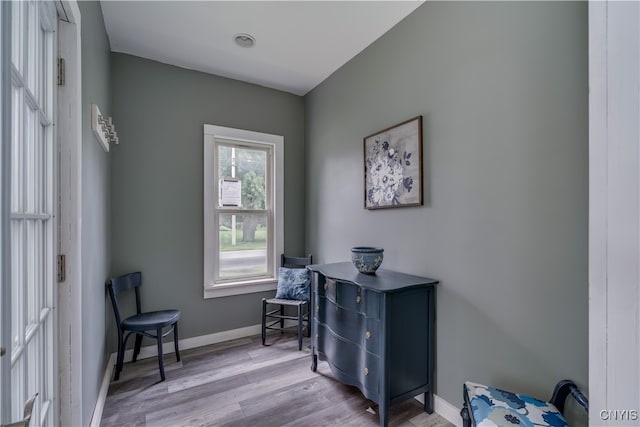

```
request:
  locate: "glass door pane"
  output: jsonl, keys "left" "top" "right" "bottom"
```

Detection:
{"left": 3, "top": 2, "right": 56, "bottom": 425}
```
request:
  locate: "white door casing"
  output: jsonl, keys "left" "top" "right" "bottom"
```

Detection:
{"left": 589, "top": 1, "right": 640, "bottom": 425}
{"left": 55, "top": 1, "right": 83, "bottom": 426}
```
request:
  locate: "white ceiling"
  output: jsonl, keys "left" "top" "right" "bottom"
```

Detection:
{"left": 100, "top": 1, "right": 423, "bottom": 96}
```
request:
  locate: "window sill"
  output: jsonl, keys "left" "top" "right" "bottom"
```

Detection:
{"left": 203, "top": 278, "right": 277, "bottom": 299}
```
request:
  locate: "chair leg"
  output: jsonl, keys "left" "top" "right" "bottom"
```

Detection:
{"left": 261, "top": 299, "right": 267, "bottom": 346}
{"left": 461, "top": 401, "right": 471, "bottom": 427}
{"left": 173, "top": 322, "right": 181, "bottom": 362}
{"left": 114, "top": 334, "right": 124, "bottom": 381}
{"left": 297, "top": 304, "right": 304, "bottom": 351}
{"left": 280, "top": 305, "right": 285, "bottom": 333}
{"left": 132, "top": 333, "right": 143, "bottom": 362}
{"left": 156, "top": 327, "right": 165, "bottom": 381}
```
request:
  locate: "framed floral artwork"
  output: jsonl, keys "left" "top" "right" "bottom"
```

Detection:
{"left": 364, "top": 116, "right": 423, "bottom": 209}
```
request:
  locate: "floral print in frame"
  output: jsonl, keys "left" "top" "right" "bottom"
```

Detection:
{"left": 364, "top": 116, "right": 423, "bottom": 209}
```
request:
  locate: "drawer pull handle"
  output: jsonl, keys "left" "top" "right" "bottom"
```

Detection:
{"left": 364, "top": 367, "right": 369, "bottom": 376}
{"left": 316, "top": 306, "right": 319, "bottom": 312}
{"left": 365, "top": 331, "right": 371, "bottom": 340}
{"left": 356, "top": 296, "right": 361, "bottom": 304}
{"left": 324, "top": 283, "right": 328, "bottom": 290}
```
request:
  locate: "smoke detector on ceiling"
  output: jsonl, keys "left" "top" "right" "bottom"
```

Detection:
{"left": 234, "top": 33, "right": 256, "bottom": 48}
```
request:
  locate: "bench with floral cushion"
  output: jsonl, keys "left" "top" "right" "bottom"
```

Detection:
{"left": 461, "top": 380, "right": 588, "bottom": 427}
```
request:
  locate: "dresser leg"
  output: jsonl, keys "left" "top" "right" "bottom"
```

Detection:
{"left": 423, "top": 390, "right": 434, "bottom": 414}
{"left": 311, "top": 354, "right": 318, "bottom": 372}
{"left": 379, "top": 404, "right": 388, "bottom": 427}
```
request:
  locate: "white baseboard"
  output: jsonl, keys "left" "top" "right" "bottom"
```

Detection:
{"left": 89, "top": 353, "right": 116, "bottom": 427}
{"left": 119, "top": 323, "right": 263, "bottom": 362}
{"left": 414, "top": 393, "right": 462, "bottom": 427}
{"left": 434, "top": 394, "right": 463, "bottom": 427}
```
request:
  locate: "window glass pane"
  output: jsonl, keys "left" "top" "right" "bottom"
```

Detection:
{"left": 27, "top": 326, "right": 41, "bottom": 426}
{"left": 25, "top": 106, "right": 36, "bottom": 212}
{"left": 11, "top": 220, "right": 24, "bottom": 353}
{"left": 217, "top": 145, "right": 266, "bottom": 209}
{"left": 42, "top": 30, "right": 53, "bottom": 119}
{"left": 40, "top": 26, "right": 46, "bottom": 108}
{"left": 11, "top": 86, "right": 23, "bottom": 213}
{"left": 11, "top": 357, "right": 24, "bottom": 422}
{"left": 26, "top": 1, "right": 37, "bottom": 94}
{"left": 218, "top": 213, "right": 268, "bottom": 279}
{"left": 11, "top": 0, "right": 24, "bottom": 73}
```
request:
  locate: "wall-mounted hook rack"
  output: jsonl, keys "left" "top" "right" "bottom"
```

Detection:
{"left": 91, "top": 104, "right": 119, "bottom": 151}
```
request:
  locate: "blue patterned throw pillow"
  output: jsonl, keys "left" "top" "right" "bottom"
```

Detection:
{"left": 275, "top": 267, "right": 310, "bottom": 301}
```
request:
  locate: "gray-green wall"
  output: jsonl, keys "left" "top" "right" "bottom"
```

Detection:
{"left": 79, "top": 1, "right": 111, "bottom": 425}
{"left": 109, "top": 54, "right": 305, "bottom": 346}
{"left": 304, "top": 1, "right": 588, "bottom": 408}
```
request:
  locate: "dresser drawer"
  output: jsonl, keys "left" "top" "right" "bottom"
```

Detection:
{"left": 316, "top": 323, "right": 379, "bottom": 394}
{"left": 316, "top": 296, "right": 381, "bottom": 354}
{"left": 323, "top": 278, "right": 381, "bottom": 318}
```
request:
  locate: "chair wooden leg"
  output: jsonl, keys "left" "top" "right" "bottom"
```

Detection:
{"left": 280, "top": 305, "right": 285, "bottom": 333}
{"left": 132, "top": 333, "right": 143, "bottom": 362}
{"left": 261, "top": 299, "right": 267, "bottom": 346}
{"left": 114, "top": 333, "right": 124, "bottom": 381}
{"left": 461, "top": 401, "right": 471, "bottom": 427}
{"left": 156, "top": 327, "right": 165, "bottom": 381}
{"left": 173, "top": 322, "right": 180, "bottom": 362}
{"left": 297, "top": 304, "right": 303, "bottom": 351}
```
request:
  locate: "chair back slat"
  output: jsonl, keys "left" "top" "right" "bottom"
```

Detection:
{"left": 281, "top": 254, "right": 313, "bottom": 269}
{"left": 106, "top": 272, "right": 143, "bottom": 327}
{"left": 109, "top": 271, "right": 142, "bottom": 293}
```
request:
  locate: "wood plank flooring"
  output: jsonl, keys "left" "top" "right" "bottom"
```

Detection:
{"left": 101, "top": 335, "right": 454, "bottom": 427}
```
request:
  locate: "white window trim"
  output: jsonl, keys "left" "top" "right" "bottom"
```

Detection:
{"left": 203, "top": 124, "right": 284, "bottom": 299}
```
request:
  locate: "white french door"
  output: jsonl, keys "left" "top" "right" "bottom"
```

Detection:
{"left": 1, "top": 1, "right": 57, "bottom": 426}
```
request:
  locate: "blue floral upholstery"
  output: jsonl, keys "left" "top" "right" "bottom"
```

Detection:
{"left": 275, "top": 267, "right": 310, "bottom": 301}
{"left": 465, "top": 382, "right": 569, "bottom": 427}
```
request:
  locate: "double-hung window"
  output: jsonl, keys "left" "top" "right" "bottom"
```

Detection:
{"left": 204, "top": 125, "right": 283, "bottom": 298}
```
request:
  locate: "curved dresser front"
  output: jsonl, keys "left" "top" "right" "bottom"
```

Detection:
{"left": 308, "top": 262, "right": 438, "bottom": 427}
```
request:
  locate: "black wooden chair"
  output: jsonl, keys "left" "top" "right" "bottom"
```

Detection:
{"left": 461, "top": 379, "right": 588, "bottom": 426}
{"left": 107, "top": 272, "right": 181, "bottom": 382}
{"left": 261, "top": 254, "right": 313, "bottom": 351}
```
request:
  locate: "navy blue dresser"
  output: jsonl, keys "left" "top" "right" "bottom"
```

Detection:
{"left": 308, "top": 262, "right": 438, "bottom": 427}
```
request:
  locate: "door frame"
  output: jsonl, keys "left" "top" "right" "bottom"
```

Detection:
{"left": 588, "top": 1, "right": 640, "bottom": 424}
{"left": 55, "top": 1, "right": 82, "bottom": 426}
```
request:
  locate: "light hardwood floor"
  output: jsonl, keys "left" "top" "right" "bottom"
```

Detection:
{"left": 101, "top": 335, "right": 454, "bottom": 427}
